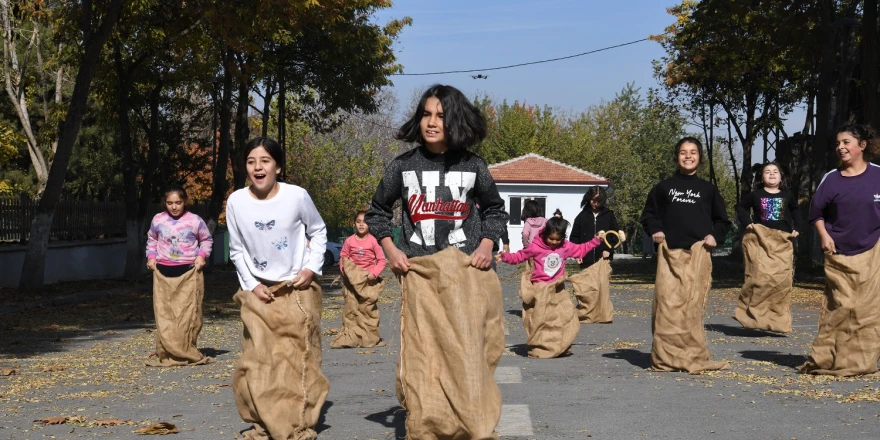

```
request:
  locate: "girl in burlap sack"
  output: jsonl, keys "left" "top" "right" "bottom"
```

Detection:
{"left": 570, "top": 186, "right": 620, "bottom": 324}
{"left": 226, "top": 137, "right": 330, "bottom": 439}
{"left": 332, "top": 210, "right": 387, "bottom": 348}
{"left": 801, "top": 124, "right": 880, "bottom": 377}
{"left": 365, "top": 84, "right": 508, "bottom": 439}
{"left": 734, "top": 162, "right": 803, "bottom": 333}
{"left": 145, "top": 184, "right": 213, "bottom": 367}
{"left": 496, "top": 217, "right": 603, "bottom": 358}
{"left": 639, "top": 136, "right": 731, "bottom": 373}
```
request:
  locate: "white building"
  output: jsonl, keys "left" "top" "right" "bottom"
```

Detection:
{"left": 488, "top": 153, "right": 610, "bottom": 252}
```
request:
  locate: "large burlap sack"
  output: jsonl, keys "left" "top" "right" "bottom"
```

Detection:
{"left": 520, "top": 275, "right": 579, "bottom": 358}
{"left": 397, "top": 247, "right": 504, "bottom": 440}
{"left": 569, "top": 258, "right": 614, "bottom": 324}
{"left": 146, "top": 268, "right": 211, "bottom": 367}
{"left": 331, "top": 259, "right": 384, "bottom": 348}
{"left": 651, "top": 241, "right": 728, "bottom": 373}
{"left": 233, "top": 281, "right": 329, "bottom": 440}
{"left": 799, "top": 240, "right": 880, "bottom": 376}
{"left": 735, "top": 224, "right": 795, "bottom": 333}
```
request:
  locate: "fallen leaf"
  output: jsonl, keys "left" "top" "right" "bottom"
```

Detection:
{"left": 95, "top": 419, "right": 129, "bottom": 426}
{"left": 40, "top": 324, "right": 61, "bottom": 331}
{"left": 323, "top": 328, "right": 340, "bottom": 336}
{"left": 356, "top": 350, "right": 376, "bottom": 355}
{"left": 0, "top": 368, "right": 18, "bottom": 376}
{"left": 375, "top": 389, "right": 385, "bottom": 392}
{"left": 105, "top": 330, "right": 117, "bottom": 335}
{"left": 42, "top": 364, "right": 67, "bottom": 372}
{"left": 216, "top": 383, "right": 231, "bottom": 387}
{"left": 134, "top": 422, "right": 179, "bottom": 435}
{"left": 34, "top": 416, "right": 68, "bottom": 425}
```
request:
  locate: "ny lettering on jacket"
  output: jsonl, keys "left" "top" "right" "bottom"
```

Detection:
{"left": 669, "top": 188, "right": 701, "bottom": 204}
{"left": 403, "top": 170, "right": 475, "bottom": 247}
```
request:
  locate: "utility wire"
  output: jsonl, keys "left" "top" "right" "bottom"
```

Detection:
{"left": 392, "top": 38, "right": 649, "bottom": 76}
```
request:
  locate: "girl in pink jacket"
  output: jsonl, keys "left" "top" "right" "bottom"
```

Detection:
{"left": 520, "top": 199, "right": 547, "bottom": 247}
{"left": 498, "top": 217, "right": 603, "bottom": 283}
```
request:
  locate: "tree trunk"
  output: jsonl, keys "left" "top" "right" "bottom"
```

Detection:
{"left": 233, "top": 75, "right": 250, "bottom": 189}
{"left": 208, "top": 48, "right": 234, "bottom": 230}
{"left": 137, "top": 85, "right": 162, "bottom": 240}
{"left": 863, "top": 0, "right": 880, "bottom": 130}
{"left": 278, "top": 76, "right": 286, "bottom": 181}
{"left": 813, "top": 0, "right": 836, "bottom": 189}
{"left": 260, "top": 76, "right": 276, "bottom": 138}
{"left": 19, "top": 0, "right": 126, "bottom": 289}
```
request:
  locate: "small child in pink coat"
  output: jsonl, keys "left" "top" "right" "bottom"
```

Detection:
{"left": 340, "top": 211, "right": 386, "bottom": 279}
{"left": 497, "top": 217, "right": 603, "bottom": 283}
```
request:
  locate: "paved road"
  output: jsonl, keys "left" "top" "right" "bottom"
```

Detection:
{"left": 1, "top": 260, "right": 878, "bottom": 439}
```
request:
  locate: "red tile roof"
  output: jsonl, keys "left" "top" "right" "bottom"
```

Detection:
{"left": 488, "top": 154, "right": 609, "bottom": 184}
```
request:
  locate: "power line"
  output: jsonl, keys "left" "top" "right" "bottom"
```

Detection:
{"left": 392, "top": 38, "right": 650, "bottom": 76}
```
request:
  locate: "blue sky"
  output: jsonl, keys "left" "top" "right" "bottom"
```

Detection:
{"left": 375, "top": 0, "right": 671, "bottom": 114}
{"left": 374, "top": 0, "right": 804, "bottom": 161}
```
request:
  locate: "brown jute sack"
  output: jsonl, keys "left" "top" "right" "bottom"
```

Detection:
{"left": 233, "top": 281, "right": 329, "bottom": 440}
{"left": 146, "top": 268, "right": 211, "bottom": 367}
{"left": 397, "top": 247, "right": 504, "bottom": 440}
{"left": 735, "top": 224, "right": 794, "bottom": 333}
{"left": 651, "top": 241, "right": 728, "bottom": 373}
{"left": 569, "top": 258, "right": 614, "bottom": 324}
{"left": 331, "top": 259, "right": 384, "bottom": 348}
{"left": 799, "top": 240, "right": 880, "bottom": 376}
{"left": 520, "top": 275, "right": 579, "bottom": 358}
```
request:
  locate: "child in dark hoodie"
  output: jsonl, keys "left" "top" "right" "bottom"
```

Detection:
{"left": 521, "top": 199, "right": 547, "bottom": 247}
{"left": 498, "top": 217, "right": 604, "bottom": 283}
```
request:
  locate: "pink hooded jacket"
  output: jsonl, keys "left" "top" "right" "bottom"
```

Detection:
{"left": 521, "top": 217, "right": 547, "bottom": 247}
{"left": 502, "top": 235, "right": 602, "bottom": 283}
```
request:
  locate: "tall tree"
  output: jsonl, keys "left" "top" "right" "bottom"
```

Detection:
{"left": 19, "top": 0, "right": 126, "bottom": 289}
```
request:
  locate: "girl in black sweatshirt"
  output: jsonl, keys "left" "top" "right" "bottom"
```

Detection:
{"left": 571, "top": 186, "right": 620, "bottom": 268}
{"left": 638, "top": 136, "right": 731, "bottom": 373}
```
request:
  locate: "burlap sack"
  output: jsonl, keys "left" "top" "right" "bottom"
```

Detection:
{"left": 735, "top": 224, "right": 794, "bottom": 333}
{"left": 651, "top": 241, "right": 728, "bottom": 373}
{"left": 799, "top": 240, "right": 880, "bottom": 376}
{"left": 331, "top": 259, "right": 384, "bottom": 348}
{"left": 233, "top": 281, "right": 329, "bottom": 440}
{"left": 397, "top": 247, "right": 504, "bottom": 440}
{"left": 519, "top": 275, "right": 579, "bottom": 358}
{"left": 569, "top": 258, "right": 614, "bottom": 324}
{"left": 146, "top": 268, "right": 211, "bottom": 367}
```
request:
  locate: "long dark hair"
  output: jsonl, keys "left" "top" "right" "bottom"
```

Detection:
{"left": 580, "top": 186, "right": 607, "bottom": 209}
{"left": 243, "top": 137, "right": 285, "bottom": 181}
{"left": 396, "top": 85, "right": 487, "bottom": 151}
{"left": 673, "top": 136, "right": 703, "bottom": 166}
{"left": 520, "top": 199, "right": 544, "bottom": 221}
{"left": 755, "top": 161, "right": 787, "bottom": 190}
{"left": 837, "top": 124, "right": 878, "bottom": 156}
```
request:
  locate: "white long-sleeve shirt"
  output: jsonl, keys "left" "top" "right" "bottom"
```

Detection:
{"left": 226, "top": 183, "right": 327, "bottom": 291}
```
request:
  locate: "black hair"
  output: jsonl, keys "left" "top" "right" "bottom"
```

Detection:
{"left": 541, "top": 217, "right": 570, "bottom": 242}
{"left": 837, "top": 124, "right": 878, "bottom": 155}
{"left": 553, "top": 208, "right": 563, "bottom": 218}
{"left": 354, "top": 210, "right": 367, "bottom": 221}
{"left": 674, "top": 136, "right": 703, "bottom": 166}
{"left": 520, "top": 199, "right": 545, "bottom": 221}
{"left": 396, "top": 84, "right": 487, "bottom": 151}
{"left": 756, "top": 161, "right": 787, "bottom": 190}
{"left": 243, "top": 137, "right": 285, "bottom": 180}
{"left": 163, "top": 184, "right": 188, "bottom": 202}
{"left": 580, "top": 186, "right": 607, "bottom": 209}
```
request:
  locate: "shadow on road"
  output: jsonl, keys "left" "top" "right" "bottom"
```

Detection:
{"left": 705, "top": 323, "right": 787, "bottom": 338}
{"left": 365, "top": 405, "right": 406, "bottom": 439}
{"left": 601, "top": 348, "right": 652, "bottom": 369}
{"left": 506, "top": 309, "right": 522, "bottom": 317}
{"left": 740, "top": 350, "right": 806, "bottom": 369}
{"left": 317, "top": 400, "right": 334, "bottom": 433}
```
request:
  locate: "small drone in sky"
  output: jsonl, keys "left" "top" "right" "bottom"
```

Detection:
{"left": 471, "top": 74, "right": 489, "bottom": 79}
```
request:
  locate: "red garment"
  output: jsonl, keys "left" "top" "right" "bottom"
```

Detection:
{"left": 340, "top": 233, "right": 386, "bottom": 277}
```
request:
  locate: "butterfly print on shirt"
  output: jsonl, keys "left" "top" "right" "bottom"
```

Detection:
{"left": 252, "top": 257, "right": 268, "bottom": 271}
{"left": 254, "top": 220, "right": 275, "bottom": 231}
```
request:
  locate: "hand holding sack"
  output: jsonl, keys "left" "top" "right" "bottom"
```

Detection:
{"left": 331, "top": 259, "right": 384, "bottom": 348}
{"left": 735, "top": 224, "right": 795, "bottom": 333}
{"left": 233, "top": 281, "right": 329, "bottom": 440}
{"left": 651, "top": 241, "right": 728, "bottom": 373}
{"left": 146, "top": 268, "right": 212, "bottom": 367}
{"left": 799, "top": 239, "right": 880, "bottom": 376}
{"left": 397, "top": 247, "right": 504, "bottom": 440}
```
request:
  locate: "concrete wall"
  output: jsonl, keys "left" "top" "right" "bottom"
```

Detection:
{"left": 497, "top": 183, "right": 607, "bottom": 252}
{"left": 0, "top": 231, "right": 229, "bottom": 288}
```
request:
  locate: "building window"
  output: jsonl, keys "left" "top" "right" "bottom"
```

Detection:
{"left": 508, "top": 196, "right": 546, "bottom": 225}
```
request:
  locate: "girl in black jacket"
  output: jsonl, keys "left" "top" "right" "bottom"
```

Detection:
{"left": 571, "top": 187, "right": 619, "bottom": 268}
